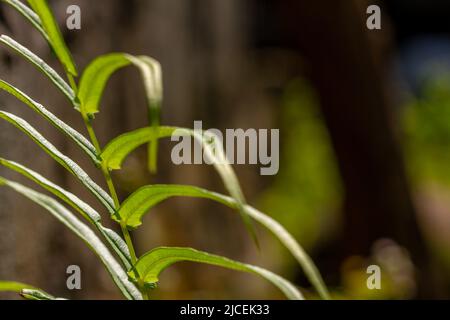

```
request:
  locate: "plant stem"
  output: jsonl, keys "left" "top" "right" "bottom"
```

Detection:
{"left": 83, "top": 116, "right": 143, "bottom": 297}
{"left": 102, "top": 166, "right": 120, "bottom": 208}
{"left": 84, "top": 118, "right": 102, "bottom": 154}
{"left": 68, "top": 75, "right": 145, "bottom": 299}
{"left": 67, "top": 73, "right": 78, "bottom": 93}
{"left": 137, "top": 279, "right": 150, "bottom": 300}
{"left": 82, "top": 116, "right": 119, "bottom": 210}
{"left": 121, "top": 222, "right": 137, "bottom": 265}
{"left": 83, "top": 117, "right": 139, "bottom": 261}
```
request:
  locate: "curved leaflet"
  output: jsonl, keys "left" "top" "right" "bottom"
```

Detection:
{"left": 118, "top": 184, "right": 329, "bottom": 299}
{"left": 0, "top": 178, "right": 142, "bottom": 300}
{"left": 131, "top": 247, "right": 303, "bottom": 300}
{"left": 0, "top": 158, "right": 132, "bottom": 269}
{"left": 0, "top": 111, "right": 115, "bottom": 214}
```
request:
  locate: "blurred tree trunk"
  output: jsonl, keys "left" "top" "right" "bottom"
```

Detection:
{"left": 0, "top": 2, "right": 80, "bottom": 298}
{"left": 112, "top": 0, "right": 277, "bottom": 298}
{"left": 0, "top": 0, "right": 140, "bottom": 299}
{"left": 279, "top": 0, "right": 436, "bottom": 297}
{"left": 0, "top": 0, "right": 276, "bottom": 299}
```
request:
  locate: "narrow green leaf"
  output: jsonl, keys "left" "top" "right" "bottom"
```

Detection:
{"left": 101, "top": 126, "right": 257, "bottom": 245}
{"left": 20, "top": 289, "right": 61, "bottom": 300}
{"left": 0, "top": 80, "right": 98, "bottom": 164}
{"left": 0, "top": 283, "right": 62, "bottom": 300}
{"left": 0, "top": 35, "right": 75, "bottom": 102}
{"left": 27, "top": 0, "right": 77, "bottom": 76}
{"left": 195, "top": 128, "right": 257, "bottom": 245}
{"left": 118, "top": 185, "right": 225, "bottom": 228}
{"left": 78, "top": 53, "right": 131, "bottom": 116}
{"left": 0, "top": 158, "right": 132, "bottom": 269}
{"left": 0, "top": 111, "right": 115, "bottom": 214}
{"left": 1, "top": 0, "right": 48, "bottom": 40}
{"left": 98, "top": 225, "right": 132, "bottom": 270}
{"left": 0, "top": 157, "right": 100, "bottom": 222}
{"left": 0, "top": 280, "right": 37, "bottom": 293}
{"left": 101, "top": 126, "right": 176, "bottom": 170}
{"left": 130, "top": 247, "right": 303, "bottom": 300}
{"left": 0, "top": 178, "right": 142, "bottom": 300}
{"left": 78, "top": 54, "right": 162, "bottom": 172}
{"left": 126, "top": 55, "right": 162, "bottom": 173}
{"left": 244, "top": 208, "right": 330, "bottom": 300}
{"left": 125, "top": 55, "right": 163, "bottom": 107}
{"left": 118, "top": 184, "right": 329, "bottom": 299}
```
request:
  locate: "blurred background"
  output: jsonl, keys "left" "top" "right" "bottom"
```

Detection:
{"left": 1, "top": 0, "right": 450, "bottom": 299}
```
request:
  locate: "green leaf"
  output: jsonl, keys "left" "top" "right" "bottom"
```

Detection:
{"left": 196, "top": 128, "right": 256, "bottom": 245}
{"left": 0, "top": 158, "right": 132, "bottom": 269}
{"left": 0, "top": 280, "right": 37, "bottom": 293}
{"left": 125, "top": 55, "right": 162, "bottom": 173}
{"left": 78, "top": 53, "right": 131, "bottom": 116}
{"left": 98, "top": 225, "right": 132, "bottom": 270}
{"left": 101, "top": 126, "right": 176, "bottom": 170}
{"left": 102, "top": 126, "right": 257, "bottom": 245}
{"left": 118, "top": 185, "right": 225, "bottom": 228}
{"left": 0, "top": 282, "right": 61, "bottom": 300}
{"left": 0, "top": 157, "right": 100, "bottom": 222}
{"left": 0, "top": 111, "right": 115, "bottom": 214}
{"left": 0, "top": 35, "right": 75, "bottom": 102}
{"left": 0, "top": 178, "right": 142, "bottom": 300}
{"left": 20, "top": 289, "right": 61, "bottom": 300}
{"left": 130, "top": 247, "right": 303, "bottom": 300}
{"left": 125, "top": 55, "right": 163, "bottom": 108}
{"left": 0, "top": 80, "right": 98, "bottom": 165}
{"left": 78, "top": 53, "right": 162, "bottom": 172}
{"left": 118, "top": 184, "right": 330, "bottom": 299}
{"left": 27, "top": 0, "right": 77, "bottom": 76}
{"left": 1, "top": 0, "right": 48, "bottom": 40}
{"left": 246, "top": 206, "right": 330, "bottom": 300}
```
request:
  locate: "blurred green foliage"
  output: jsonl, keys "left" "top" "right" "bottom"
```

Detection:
{"left": 259, "top": 77, "right": 431, "bottom": 299}
{"left": 402, "top": 75, "right": 450, "bottom": 279}
{"left": 259, "top": 79, "right": 342, "bottom": 250}
{"left": 403, "top": 75, "right": 450, "bottom": 186}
